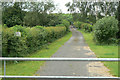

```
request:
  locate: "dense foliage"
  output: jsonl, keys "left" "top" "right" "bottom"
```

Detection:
{"left": 74, "top": 21, "right": 93, "bottom": 32}
{"left": 2, "top": 25, "right": 67, "bottom": 57}
{"left": 117, "top": 1, "right": 120, "bottom": 39}
{"left": 66, "top": 1, "right": 118, "bottom": 23}
{"left": 81, "top": 23, "right": 93, "bottom": 32}
{"left": 62, "top": 20, "right": 70, "bottom": 32}
{"left": 2, "top": 3, "right": 25, "bottom": 27}
{"left": 74, "top": 21, "right": 83, "bottom": 29}
{"left": 2, "top": 2, "right": 72, "bottom": 27}
{"left": 93, "top": 16, "right": 118, "bottom": 44}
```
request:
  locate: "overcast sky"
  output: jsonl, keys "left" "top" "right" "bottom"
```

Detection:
{"left": 53, "top": 0, "right": 72, "bottom": 13}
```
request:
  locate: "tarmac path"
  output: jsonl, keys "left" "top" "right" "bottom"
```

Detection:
{"left": 34, "top": 28, "right": 114, "bottom": 80}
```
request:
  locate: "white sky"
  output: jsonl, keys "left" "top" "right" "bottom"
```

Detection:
{"left": 53, "top": 0, "right": 72, "bottom": 13}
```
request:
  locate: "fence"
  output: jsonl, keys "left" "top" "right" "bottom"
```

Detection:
{"left": 0, "top": 57, "right": 120, "bottom": 79}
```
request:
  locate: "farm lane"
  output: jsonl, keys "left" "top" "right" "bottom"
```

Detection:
{"left": 35, "top": 28, "right": 91, "bottom": 76}
{"left": 35, "top": 28, "right": 113, "bottom": 79}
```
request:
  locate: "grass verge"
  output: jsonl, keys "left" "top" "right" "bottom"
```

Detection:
{"left": 78, "top": 30, "right": 119, "bottom": 77}
{"left": 1, "top": 32, "right": 72, "bottom": 80}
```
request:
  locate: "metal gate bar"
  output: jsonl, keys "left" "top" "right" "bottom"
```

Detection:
{"left": 0, "top": 57, "right": 120, "bottom": 79}
{"left": 0, "top": 57, "right": 119, "bottom": 61}
{"left": 0, "top": 76, "right": 119, "bottom": 79}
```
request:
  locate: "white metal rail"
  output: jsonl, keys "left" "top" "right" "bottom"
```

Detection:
{"left": 0, "top": 76, "right": 119, "bottom": 79}
{"left": 0, "top": 57, "right": 119, "bottom": 61}
{"left": 0, "top": 57, "right": 120, "bottom": 79}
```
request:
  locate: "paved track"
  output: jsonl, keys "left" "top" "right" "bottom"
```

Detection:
{"left": 33, "top": 28, "right": 116, "bottom": 80}
{"left": 35, "top": 28, "right": 95, "bottom": 76}
{"left": 2, "top": 29, "right": 117, "bottom": 80}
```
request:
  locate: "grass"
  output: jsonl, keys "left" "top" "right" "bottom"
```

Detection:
{"left": 1, "top": 32, "right": 72, "bottom": 80}
{"left": 78, "top": 30, "right": 119, "bottom": 77}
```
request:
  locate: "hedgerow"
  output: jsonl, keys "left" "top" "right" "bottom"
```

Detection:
{"left": 82, "top": 23, "right": 93, "bottom": 32}
{"left": 62, "top": 20, "right": 70, "bottom": 32}
{"left": 73, "top": 21, "right": 83, "bottom": 29}
{"left": 56, "top": 24, "right": 64, "bottom": 27}
{"left": 74, "top": 21, "right": 93, "bottom": 32}
{"left": 2, "top": 25, "right": 66, "bottom": 57}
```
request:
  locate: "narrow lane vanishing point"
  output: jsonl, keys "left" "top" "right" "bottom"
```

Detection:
{"left": 35, "top": 28, "right": 113, "bottom": 79}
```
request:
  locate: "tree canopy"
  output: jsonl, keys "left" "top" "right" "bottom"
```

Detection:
{"left": 65, "top": 1, "right": 119, "bottom": 23}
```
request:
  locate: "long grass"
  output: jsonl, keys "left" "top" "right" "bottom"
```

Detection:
{"left": 78, "top": 30, "right": 119, "bottom": 77}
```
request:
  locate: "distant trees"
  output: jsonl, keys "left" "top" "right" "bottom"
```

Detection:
{"left": 23, "top": 11, "right": 39, "bottom": 27}
{"left": 2, "top": 2, "right": 25, "bottom": 27}
{"left": 2, "top": 1, "right": 55, "bottom": 27}
{"left": 0, "top": 3, "right": 2, "bottom": 25}
{"left": 2, "top": 1, "right": 73, "bottom": 27}
{"left": 65, "top": 1, "right": 119, "bottom": 23}
{"left": 23, "top": 1, "right": 56, "bottom": 27}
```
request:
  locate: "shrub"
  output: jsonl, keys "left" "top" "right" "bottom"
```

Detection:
{"left": 10, "top": 25, "right": 27, "bottom": 36}
{"left": 56, "top": 24, "right": 64, "bottom": 27}
{"left": 45, "top": 27, "right": 66, "bottom": 42}
{"left": 93, "top": 16, "right": 118, "bottom": 44}
{"left": 2, "top": 25, "right": 67, "bottom": 57}
{"left": 73, "top": 21, "right": 83, "bottom": 29}
{"left": 74, "top": 21, "right": 93, "bottom": 32}
{"left": 2, "top": 27, "right": 27, "bottom": 57}
{"left": 82, "top": 23, "right": 93, "bottom": 32}
{"left": 62, "top": 20, "right": 70, "bottom": 32}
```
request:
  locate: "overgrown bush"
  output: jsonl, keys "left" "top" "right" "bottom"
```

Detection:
{"left": 73, "top": 21, "right": 83, "bottom": 29}
{"left": 73, "top": 21, "right": 93, "bottom": 32}
{"left": 2, "top": 27, "right": 27, "bottom": 57}
{"left": 82, "top": 23, "right": 93, "bottom": 32}
{"left": 10, "top": 25, "right": 27, "bottom": 36}
{"left": 62, "top": 20, "right": 70, "bottom": 32}
{"left": 0, "top": 25, "right": 2, "bottom": 56}
{"left": 45, "top": 27, "right": 66, "bottom": 42}
{"left": 93, "top": 16, "right": 118, "bottom": 44}
{"left": 2, "top": 25, "right": 66, "bottom": 57}
{"left": 56, "top": 24, "right": 64, "bottom": 27}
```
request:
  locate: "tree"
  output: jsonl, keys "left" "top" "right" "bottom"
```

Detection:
{"left": 23, "top": 1, "right": 56, "bottom": 27}
{"left": 24, "top": 12, "right": 39, "bottom": 27}
{"left": 2, "top": 1, "right": 56, "bottom": 27}
{"left": 0, "top": 3, "right": 2, "bottom": 25}
{"left": 2, "top": 2, "right": 25, "bottom": 27}
{"left": 117, "top": 1, "right": 120, "bottom": 39}
{"left": 65, "top": 1, "right": 118, "bottom": 23}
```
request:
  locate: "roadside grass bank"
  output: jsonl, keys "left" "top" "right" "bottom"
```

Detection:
{"left": 78, "top": 30, "right": 119, "bottom": 77}
{"left": 1, "top": 32, "right": 72, "bottom": 80}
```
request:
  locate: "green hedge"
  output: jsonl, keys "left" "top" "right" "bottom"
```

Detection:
{"left": 82, "top": 23, "right": 93, "bottom": 32}
{"left": 56, "top": 24, "right": 64, "bottom": 27}
{"left": 62, "top": 20, "right": 70, "bottom": 32}
{"left": 73, "top": 21, "right": 83, "bottom": 29}
{"left": 2, "top": 25, "right": 66, "bottom": 57}
{"left": 74, "top": 21, "right": 93, "bottom": 32}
